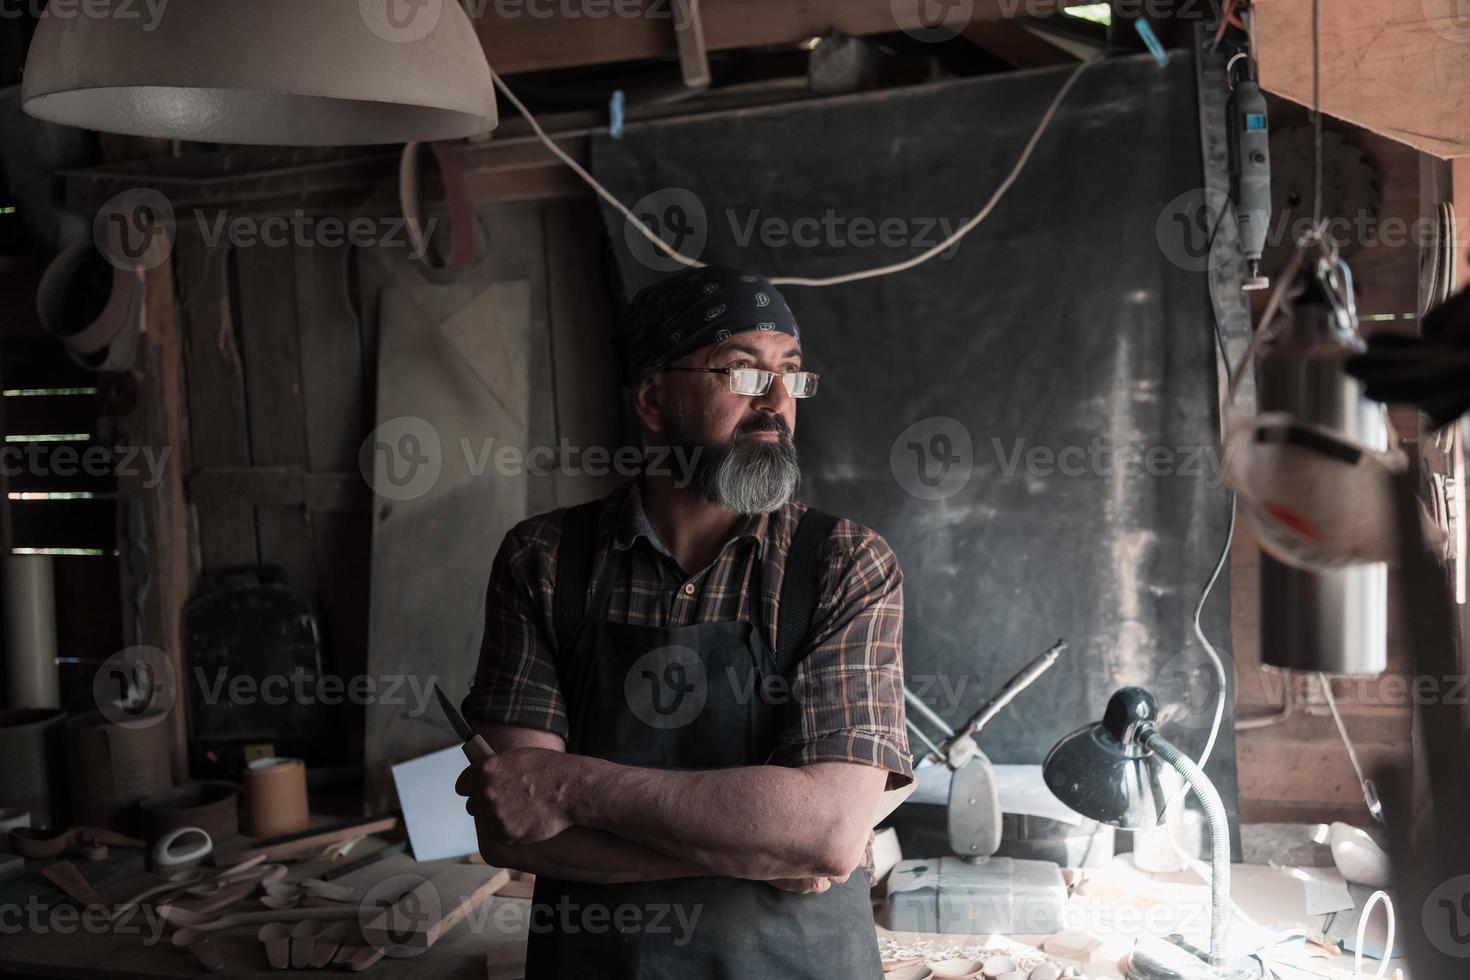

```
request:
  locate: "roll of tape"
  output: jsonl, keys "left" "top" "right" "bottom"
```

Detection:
{"left": 243, "top": 758, "right": 308, "bottom": 838}
{"left": 152, "top": 826, "right": 213, "bottom": 873}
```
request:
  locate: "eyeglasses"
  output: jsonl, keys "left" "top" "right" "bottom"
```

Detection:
{"left": 661, "top": 367, "right": 820, "bottom": 398}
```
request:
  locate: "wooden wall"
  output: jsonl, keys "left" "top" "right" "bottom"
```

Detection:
{"left": 174, "top": 191, "right": 620, "bottom": 778}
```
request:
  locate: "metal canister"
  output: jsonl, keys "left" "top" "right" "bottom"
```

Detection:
{"left": 1256, "top": 277, "right": 1389, "bottom": 675}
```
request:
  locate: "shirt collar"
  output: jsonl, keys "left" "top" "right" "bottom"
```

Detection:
{"left": 610, "top": 477, "right": 771, "bottom": 560}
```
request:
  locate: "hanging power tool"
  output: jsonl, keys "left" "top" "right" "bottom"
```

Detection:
{"left": 1227, "top": 54, "right": 1271, "bottom": 291}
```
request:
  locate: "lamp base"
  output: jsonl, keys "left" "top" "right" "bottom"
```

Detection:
{"left": 1127, "top": 936, "right": 1262, "bottom": 980}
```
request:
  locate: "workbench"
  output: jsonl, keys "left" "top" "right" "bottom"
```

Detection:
{"left": 0, "top": 842, "right": 1412, "bottom": 979}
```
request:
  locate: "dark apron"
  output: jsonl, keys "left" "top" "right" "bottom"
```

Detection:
{"left": 524, "top": 508, "right": 883, "bottom": 980}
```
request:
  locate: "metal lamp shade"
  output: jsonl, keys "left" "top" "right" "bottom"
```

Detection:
{"left": 1042, "top": 687, "right": 1176, "bottom": 829}
{"left": 21, "top": 0, "right": 497, "bottom": 145}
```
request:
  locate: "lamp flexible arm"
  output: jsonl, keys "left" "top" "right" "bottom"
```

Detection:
{"left": 1140, "top": 728, "right": 1231, "bottom": 965}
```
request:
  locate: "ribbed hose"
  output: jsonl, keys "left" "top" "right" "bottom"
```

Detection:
{"left": 1141, "top": 730, "right": 1230, "bottom": 965}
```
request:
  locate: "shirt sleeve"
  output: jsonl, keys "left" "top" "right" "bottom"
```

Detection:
{"left": 461, "top": 517, "right": 569, "bottom": 737}
{"left": 768, "top": 523, "right": 913, "bottom": 789}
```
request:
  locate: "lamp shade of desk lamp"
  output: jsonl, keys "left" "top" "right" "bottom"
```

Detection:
{"left": 21, "top": 0, "right": 497, "bottom": 145}
{"left": 1043, "top": 688, "right": 1261, "bottom": 980}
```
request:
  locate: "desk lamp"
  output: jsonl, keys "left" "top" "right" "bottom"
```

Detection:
{"left": 1043, "top": 687, "right": 1260, "bottom": 980}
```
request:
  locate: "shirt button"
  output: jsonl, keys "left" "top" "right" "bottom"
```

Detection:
{"left": 682, "top": 582, "right": 696, "bottom": 596}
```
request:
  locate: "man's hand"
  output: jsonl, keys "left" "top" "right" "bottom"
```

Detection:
{"left": 767, "top": 872, "right": 848, "bottom": 895}
{"left": 455, "top": 747, "right": 579, "bottom": 847}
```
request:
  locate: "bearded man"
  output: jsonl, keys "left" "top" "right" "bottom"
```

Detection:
{"left": 456, "top": 265, "right": 911, "bottom": 979}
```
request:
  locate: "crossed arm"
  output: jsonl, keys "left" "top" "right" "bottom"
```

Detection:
{"left": 456, "top": 722, "right": 888, "bottom": 888}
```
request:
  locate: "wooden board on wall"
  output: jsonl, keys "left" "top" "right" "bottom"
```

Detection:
{"left": 361, "top": 268, "right": 531, "bottom": 810}
{"left": 175, "top": 231, "right": 257, "bottom": 570}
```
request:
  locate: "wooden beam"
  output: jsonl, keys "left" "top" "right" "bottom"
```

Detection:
{"left": 474, "top": 0, "right": 1096, "bottom": 75}
{"left": 962, "top": 19, "right": 1082, "bottom": 68}
{"left": 115, "top": 242, "right": 190, "bottom": 781}
{"left": 671, "top": 0, "right": 711, "bottom": 88}
{"left": 1254, "top": 0, "right": 1470, "bottom": 159}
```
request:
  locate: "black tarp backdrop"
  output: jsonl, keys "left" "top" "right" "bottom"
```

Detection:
{"left": 591, "top": 52, "right": 1240, "bottom": 850}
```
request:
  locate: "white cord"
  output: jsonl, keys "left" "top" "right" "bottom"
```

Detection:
{"left": 489, "top": 62, "right": 1090, "bottom": 288}
{"left": 1318, "top": 673, "right": 1384, "bottom": 823}
{"left": 1353, "top": 890, "right": 1395, "bottom": 979}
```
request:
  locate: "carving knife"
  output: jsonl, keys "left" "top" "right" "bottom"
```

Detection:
{"left": 433, "top": 682, "right": 495, "bottom": 763}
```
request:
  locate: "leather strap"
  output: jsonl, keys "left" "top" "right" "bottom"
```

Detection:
{"left": 552, "top": 500, "right": 605, "bottom": 654}
{"left": 775, "top": 508, "right": 837, "bottom": 675}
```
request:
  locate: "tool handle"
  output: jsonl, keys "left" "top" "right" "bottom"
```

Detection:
{"left": 461, "top": 734, "right": 495, "bottom": 764}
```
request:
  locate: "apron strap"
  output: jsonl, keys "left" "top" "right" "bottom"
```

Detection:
{"left": 553, "top": 499, "right": 605, "bottom": 654}
{"left": 774, "top": 508, "right": 838, "bottom": 675}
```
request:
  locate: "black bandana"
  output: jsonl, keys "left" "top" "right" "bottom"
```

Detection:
{"left": 611, "top": 266, "right": 801, "bottom": 387}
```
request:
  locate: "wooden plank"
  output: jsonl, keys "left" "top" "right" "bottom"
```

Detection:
{"left": 175, "top": 230, "right": 257, "bottom": 570}
{"left": 234, "top": 242, "right": 316, "bottom": 592}
{"left": 1255, "top": 0, "right": 1470, "bottom": 158}
{"left": 362, "top": 278, "right": 530, "bottom": 810}
{"left": 2, "top": 441, "right": 114, "bottom": 495}
{"left": 474, "top": 0, "right": 1096, "bottom": 75}
{"left": 2, "top": 391, "right": 103, "bottom": 436}
{"left": 294, "top": 243, "right": 373, "bottom": 687}
{"left": 544, "top": 200, "right": 624, "bottom": 508}
{"left": 486, "top": 204, "right": 557, "bottom": 516}
{"left": 363, "top": 864, "right": 510, "bottom": 950}
{"left": 671, "top": 0, "right": 711, "bottom": 88}
{"left": 114, "top": 250, "right": 191, "bottom": 779}
{"left": 188, "top": 467, "right": 370, "bottom": 512}
{"left": 963, "top": 19, "right": 1082, "bottom": 68}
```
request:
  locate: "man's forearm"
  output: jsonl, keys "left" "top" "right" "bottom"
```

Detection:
{"left": 565, "top": 758, "right": 872, "bottom": 881}
{"left": 483, "top": 826, "right": 710, "bottom": 885}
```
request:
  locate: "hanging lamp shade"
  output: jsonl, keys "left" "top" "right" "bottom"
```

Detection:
{"left": 21, "top": 0, "right": 497, "bottom": 145}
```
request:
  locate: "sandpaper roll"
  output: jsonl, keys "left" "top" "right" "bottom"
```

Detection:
{"left": 243, "top": 757, "right": 308, "bottom": 838}
{"left": 65, "top": 710, "right": 173, "bottom": 832}
{"left": 0, "top": 708, "right": 66, "bottom": 829}
{"left": 139, "top": 781, "right": 239, "bottom": 845}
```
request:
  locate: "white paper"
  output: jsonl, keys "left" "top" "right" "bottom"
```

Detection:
{"left": 1296, "top": 866, "right": 1356, "bottom": 916}
{"left": 390, "top": 745, "right": 479, "bottom": 861}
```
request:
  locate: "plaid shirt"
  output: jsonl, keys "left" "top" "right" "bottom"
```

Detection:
{"left": 464, "top": 478, "right": 912, "bottom": 789}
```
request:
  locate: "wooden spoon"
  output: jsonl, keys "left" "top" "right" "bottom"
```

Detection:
{"left": 257, "top": 923, "right": 290, "bottom": 970}
{"left": 171, "top": 927, "right": 225, "bottom": 972}
{"left": 290, "top": 920, "right": 323, "bottom": 969}
{"left": 112, "top": 869, "right": 205, "bottom": 921}
{"left": 180, "top": 879, "right": 256, "bottom": 916}
{"left": 309, "top": 921, "right": 355, "bottom": 968}
{"left": 159, "top": 903, "right": 358, "bottom": 933}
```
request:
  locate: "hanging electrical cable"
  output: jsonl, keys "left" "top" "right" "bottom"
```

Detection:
{"left": 490, "top": 61, "right": 1089, "bottom": 289}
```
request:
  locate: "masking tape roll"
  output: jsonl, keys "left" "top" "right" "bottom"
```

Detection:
{"left": 243, "top": 757, "right": 309, "bottom": 838}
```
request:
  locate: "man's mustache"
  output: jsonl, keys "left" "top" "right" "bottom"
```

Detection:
{"left": 736, "top": 415, "right": 791, "bottom": 441}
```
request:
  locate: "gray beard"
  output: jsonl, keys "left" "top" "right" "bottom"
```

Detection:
{"left": 669, "top": 411, "right": 801, "bottom": 514}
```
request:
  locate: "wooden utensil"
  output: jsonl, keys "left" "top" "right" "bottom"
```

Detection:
{"left": 291, "top": 920, "right": 323, "bottom": 968}
{"left": 159, "top": 902, "right": 358, "bottom": 933}
{"left": 257, "top": 922, "right": 291, "bottom": 970}
{"left": 171, "top": 927, "right": 225, "bottom": 971}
